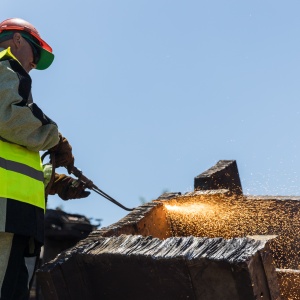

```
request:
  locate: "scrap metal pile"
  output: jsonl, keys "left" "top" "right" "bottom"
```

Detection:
{"left": 37, "top": 160, "right": 300, "bottom": 300}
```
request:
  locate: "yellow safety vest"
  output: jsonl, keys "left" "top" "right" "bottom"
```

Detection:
{"left": 0, "top": 48, "right": 45, "bottom": 210}
{"left": 0, "top": 139, "right": 45, "bottom": 209}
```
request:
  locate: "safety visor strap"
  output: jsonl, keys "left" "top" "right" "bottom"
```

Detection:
{"left": 0, "top": 32, "right": 14, "bottom": 43}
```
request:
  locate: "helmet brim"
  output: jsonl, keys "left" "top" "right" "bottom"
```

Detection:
{"left": 35, "top": 44, "right": 54, "bottom": 70}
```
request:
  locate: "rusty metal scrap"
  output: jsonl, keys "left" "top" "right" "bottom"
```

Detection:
{"left": 36, "top": 160, "right": 300, "bottom": 299}
{"left": 37, "top": 235, "right": 279, "bottom": 300}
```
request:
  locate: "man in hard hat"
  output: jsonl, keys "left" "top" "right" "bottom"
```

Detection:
{"left": 0, "top": 18, "right": 90, "bottom": 299}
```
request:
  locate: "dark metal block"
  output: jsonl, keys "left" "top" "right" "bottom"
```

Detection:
{"left": 37, "top": 235, "right": 280, "bottom": 300}
{"left": 194, "top": 160, "right": 243, "bottom": 195}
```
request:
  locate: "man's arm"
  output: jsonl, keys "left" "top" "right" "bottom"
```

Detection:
{"left": 0, "top": 59, "right": 59, "bottom": 151}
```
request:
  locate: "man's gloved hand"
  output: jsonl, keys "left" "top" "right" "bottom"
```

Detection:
{"left": 49, "top": 173, "right": 91, "bottom": 200}
{"left": 49, "top": 133, "right": 74, "bottom": 174}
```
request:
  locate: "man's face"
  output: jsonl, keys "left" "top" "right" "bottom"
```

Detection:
{"left": 11, "top": 33, "right": 36, "bottom": 73}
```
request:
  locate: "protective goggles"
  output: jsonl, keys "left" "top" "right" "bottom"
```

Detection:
{"left": 22, "top": 35, "right": 41, "bottom": 65}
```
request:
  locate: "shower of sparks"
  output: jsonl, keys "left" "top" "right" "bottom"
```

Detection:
{"left": 163, "top": 194, "right": 300, "bottom": 299}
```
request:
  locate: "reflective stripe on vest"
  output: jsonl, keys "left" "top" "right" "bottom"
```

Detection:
{"left": 0, "top": 139, "right": 45, "bottom": 209}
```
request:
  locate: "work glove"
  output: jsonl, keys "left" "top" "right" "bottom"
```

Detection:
{"left": 49, "top": 173, "right": 91, "bottom": 200}
{"left": 49, "top": 133, "right": 74, "bottom": 174}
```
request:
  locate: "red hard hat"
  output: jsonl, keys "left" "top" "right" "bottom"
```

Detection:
{"left": 0, "top": 18, "right": 54, "bottom": 70}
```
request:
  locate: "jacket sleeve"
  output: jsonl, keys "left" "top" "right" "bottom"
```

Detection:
{"left": 0, "top": 60, "right": 59, "bottom": 151}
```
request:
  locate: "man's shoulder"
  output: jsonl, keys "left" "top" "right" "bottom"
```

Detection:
{"left": 0, "top": 48, "right": 28, "bottom": 78}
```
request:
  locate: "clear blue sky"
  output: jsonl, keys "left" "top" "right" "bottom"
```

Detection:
{"left": 4, "top": 1, "right": 300, "bottom": 226}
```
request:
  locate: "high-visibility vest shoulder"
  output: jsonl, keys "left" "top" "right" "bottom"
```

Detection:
{"left": 0, "top": 48, "right": 45, "bottom": 210}
{"left": 0, "top": 46, "right": 21, "bottom": 64}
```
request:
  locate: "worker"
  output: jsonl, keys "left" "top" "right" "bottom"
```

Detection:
{"left": 0, "top": 18, "right": 90, "bottom": 299}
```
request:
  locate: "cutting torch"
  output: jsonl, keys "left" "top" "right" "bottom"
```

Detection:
{"left": 70, "top": 166, "right": 134, "bottom": 212}
{"left": 42, "top": 151, "right": 134, "bottom": 212}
